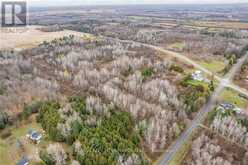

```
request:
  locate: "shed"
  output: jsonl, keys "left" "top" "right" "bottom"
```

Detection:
{"left": 26, "top": 129, "right": 42, "bottom": 143}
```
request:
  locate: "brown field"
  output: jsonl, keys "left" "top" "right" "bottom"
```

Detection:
{"left": 0, "top": 26, "right": 94, "bottom": 50}
{"left": 190, "top": 21, "right": 248, "bottom": 30}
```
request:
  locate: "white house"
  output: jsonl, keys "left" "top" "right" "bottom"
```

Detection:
{"left": 191, "top": 70, "right": 204, "bottom": 81}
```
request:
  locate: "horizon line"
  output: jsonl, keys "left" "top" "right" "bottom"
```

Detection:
{"left": 29, "top": 2, "right": 248, "bottom": 8}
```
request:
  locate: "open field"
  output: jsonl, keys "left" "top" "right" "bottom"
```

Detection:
{"left": 0, "top": 26, "right": 95, "bottom": 50}
{"left": 192, "top": 54, "right": 227, "bottom": 76}
{"left": 167, "top": 42, "right": 186, "bottom": 52}
{"left": 190, "top": 21, "right": 248, "bottom": 30}
{"left": 218, "top": 87, "right": 248, "bottom": 110}
{"left": 198, "top": 60, "right": 226, "bottom": 75}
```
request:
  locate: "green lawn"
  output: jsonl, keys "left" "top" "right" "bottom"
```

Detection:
{"left": 199, "top": 60, "right": 226, "bottom": 75}
{"left": 12, "top": 122, "right": 42, "bottom": 138}
{"left": 0, "top": 120, "right": 44, "bottom": 165}
{"left": 0, "top": 138, "right": 12, "bottom": 165}
{"left": 128, "top": 16, "right": 150, "bottom": 20}
{"left": 219, "top": 88, "right": 248, "bottom": 109}
{"left": 185, "top": 79, "right": 208, "bottom": 87}
{"left": 168, "top": 42, "right": 185, "bottom": 51}
{"left": 183, "top": 79, "right": 210, "bottom": 93}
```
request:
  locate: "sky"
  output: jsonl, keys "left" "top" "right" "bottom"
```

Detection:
{"left": 2, "top": 0, "right": 248, "bottom": 6}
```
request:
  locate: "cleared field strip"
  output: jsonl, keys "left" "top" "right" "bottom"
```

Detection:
{"left": 0, "top": 26, "right": 94, "bottom": 50}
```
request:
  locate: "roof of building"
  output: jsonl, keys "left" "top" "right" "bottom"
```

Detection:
{"left": 192, "top": 70, "right": 204, "bottom": 81}
{"left": 27, "top": 129, "right": 42, "bottom": 141}
{"left": 220, "top": 102, "right": 235, "bottom": 110}
{"left": 218, "top": 102, "right": 242, "bottom": 114}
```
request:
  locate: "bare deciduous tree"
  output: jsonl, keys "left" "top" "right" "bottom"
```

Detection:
{"left": 47, "top": 143, "right": 67, "bottom": 165}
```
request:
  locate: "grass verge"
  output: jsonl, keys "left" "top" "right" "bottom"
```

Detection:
{"left": 219, "top": 87, "right": 248, "bottom": 109}
{"left": 199, "top": 60, "right": 226, "bottom": 75}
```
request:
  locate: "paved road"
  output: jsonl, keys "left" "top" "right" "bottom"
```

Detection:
{"left": 146, "top": 44, "right": 222, "bottom": 82}
{"left": 114, "top": 37, "right": 248, "bottom": 98}
{"left": 157, "top": 53, "right": 248, "bottom": 165}
{"left": 147, "top": 44, "right": 248, "bottom": 98}
{"left": 101, "top": 35, "right": 248, "bottom": 164}
{"left": 158, "top": 83, "right": 224, "bottom": 165}
{"left": 103, "top": 36, "right": 222, "bottom": 81}
{"left": 226, "top": 83, "right": 248, "bottom": 98}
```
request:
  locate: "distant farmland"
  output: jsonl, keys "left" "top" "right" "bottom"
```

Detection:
{"left": 0, "top": 26, "right": 92, "bottom": 50}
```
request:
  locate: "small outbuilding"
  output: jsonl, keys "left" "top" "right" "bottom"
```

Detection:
{"left": 26, "top": 129, "right": 42, "bottom": 144}
{"left": 219, "top": 102, "right": 235, "bottom": 110}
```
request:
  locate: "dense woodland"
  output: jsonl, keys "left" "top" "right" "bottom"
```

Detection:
{"left": 37, "top": 97, "right": 147, "bottom": 164}
{"left": 0, "top": 36, "right": 197, "bottom": 163}
{"left": 1, "top": 5, "right": 248, "bottom": 163}
{"left": 1, "top": 27, "right": 247, "bottom": 164}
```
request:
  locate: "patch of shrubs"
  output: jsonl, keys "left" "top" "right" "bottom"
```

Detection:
{"left": 0, "top": 129, "right": 12, "bottom": 139}
{"left": 238, "top": 118, "right": 248, "bottom": 130}
{"left": 0, "top": 83, "right": 6, "bottom": 95}
{"left": 241, "top": 61, "right": 248, "bottom": 72}
{"left": 21, "top": 101, "right": 44, "bottom": 120}
{"left": 180, "top": 75, "right": 192, "bottom": 87}
{"left": 39, "top": 150, "right": 55, "bottom": 165}
{"left": 37, "top": 101, "right": 62, "bottom": 141}
{"left": 0, "top": 111, "right": 9, "bottom": 129}
{"left": 141, "top": 68, "right": 153, "bottom": 80}
{"left": 69, "top": 96, "right": 87, "bottom": 115}
{"left": 170, "top": 64, "right": 184, "bottom": 73}
{"left": 208, "top": 109, "right": 218, "bottom": 123}
{"left": 180, "top": 76, "right": 210, "bottom": 115}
